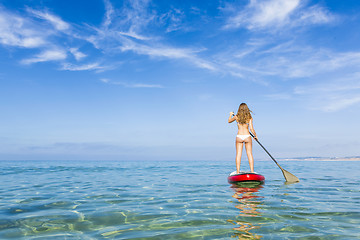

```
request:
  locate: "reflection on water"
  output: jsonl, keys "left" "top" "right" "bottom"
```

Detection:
{"left": 229, "top": 184, "right": 264, "bottom": 239}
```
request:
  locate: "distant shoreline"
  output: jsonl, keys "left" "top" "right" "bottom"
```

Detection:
{"left": 280, "top": 157, "right": 360, "bottom": 161}
{"left": 0, "top": 157, "right": 359, "bottom": 162}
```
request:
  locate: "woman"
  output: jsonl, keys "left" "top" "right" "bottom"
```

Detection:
{"left": 228, "top": 103, "right": 258, "bottom": 173}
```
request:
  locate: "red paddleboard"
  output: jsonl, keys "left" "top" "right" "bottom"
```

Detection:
{"left": 228, "top": 171, "right": 265, "bottom": 184}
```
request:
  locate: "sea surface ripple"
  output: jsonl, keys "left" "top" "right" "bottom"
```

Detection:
{"left": 0, "top": 160, "right": 359, "bottom": 239}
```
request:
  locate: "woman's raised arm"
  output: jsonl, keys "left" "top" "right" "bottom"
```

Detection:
{"left": 228, "top": 112, "right": 236, "bottom": 123}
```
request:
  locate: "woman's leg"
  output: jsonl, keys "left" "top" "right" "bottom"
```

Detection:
{"left": 235, "top": 139, "right": 243, "bottom": 174}
{"left": 244, "top": 138, "right": 254, "bottom": 173}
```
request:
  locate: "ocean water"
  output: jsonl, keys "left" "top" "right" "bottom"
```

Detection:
{"left": 0, "top": 160, "right": 359, "bottom": 239}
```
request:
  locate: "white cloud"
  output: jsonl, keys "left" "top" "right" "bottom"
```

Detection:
{"left": 28, "top": 8, "right": 70, "bottom": 31}
{"left": 275, "top": 50, "right": 360, "bottom": 78}
{"left": 21, "top": 49, "right": 67, "bottom": 64}
{"left": 0, "top": 0, "right": 213, "bottom": 73}
{"left": 84, "top": 0, "right": 154, "bottom": 51}
{"left": 218, "top": 36, "right": 360, "bottom": 111}
{"left": 0, "top": 8, "right": 47, "bottom": 48}
{"left": 128, "top": 83, "right": 164, "bottom": 88}
{"left": 118, "top": 38, "right": 217, "bottom": 71}
{"left": 265, "top": 93, "right": 292, "bottom": 100}
{"left": 0, "top": 6, "right": 109, "bottom": 69}
{"left": 294, "top": 73, "right": 360, "bottom": 95}
{"left": 298, "top": 5, "right": 334, "bottom": 25}
{"left": 321, "top": 96, "right": 360, "bottom": 112}
{"left": 0, "top": 0, "right": 347, "bottom": 82}
{"left": 293, "top": 72, "right": 360, "bottom": 112}
{"left": 159, "top": 8, "right": 186, "bottom": 33}
{"left": 100, "top": 78, "right": 110, "bottom": 83}
{"left": 103, "top": 0, "right": 115, "bottom": 29}
{"left": 82, "top": 0, "right": 217, "bottom": 74}
{"left": 221, "top": 39, "right": 360, "bottom": 80}
{"left": 111, "top": 0, "right": 154, "bottom": 40}
{"left": 70, "top": 48, "right": 87, "bottom": 61}
{"left": 1, "top": 0, "right": 359, "bottom": 114}
{"left": 62, "top": 62, "right": 105, "bottom": 71}
{"left": 223, "top": 0, "right": 334, "bottom": 30}
{"left": 19, "top": 37, "right": 46, "bottom": 48}
{"left": 251, "top": 0, "right": 300, "bottom": 28}
{"left": 100, "top": 78, "right": 164, "bottom": 88}
{"left": 132, "top": 43, "right": 190, "bottom": 58}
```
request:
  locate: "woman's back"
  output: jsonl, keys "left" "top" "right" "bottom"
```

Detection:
{"left": 236, "top": 119, "right": 251, "bottom": 135}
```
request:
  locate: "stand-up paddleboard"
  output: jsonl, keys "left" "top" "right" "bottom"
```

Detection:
{"left": 228, "top": 171, "right": 265, "bottom": 185}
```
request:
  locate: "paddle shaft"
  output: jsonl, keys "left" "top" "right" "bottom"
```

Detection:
{"left": 250, "top": 132, "right": 300, "bottom": 182}
{"left": 249, "top": 132, "right": 282, "bottom": 169}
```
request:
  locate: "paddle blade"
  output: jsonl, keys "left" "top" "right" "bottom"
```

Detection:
{"left": 281, "top": 168, "right": 300, "bottom": 183}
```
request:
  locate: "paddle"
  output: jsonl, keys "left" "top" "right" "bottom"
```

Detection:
{"left": 250, "top": 132, "right": 299, "bottom": 183}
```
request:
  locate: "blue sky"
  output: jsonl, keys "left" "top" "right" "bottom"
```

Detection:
{"left": 1, "top": 0, "right": 360, "bottom": 161}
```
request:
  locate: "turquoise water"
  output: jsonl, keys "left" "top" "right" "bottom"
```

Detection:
{"left": 1, "top": 160, "right": 360, "bottom": 239}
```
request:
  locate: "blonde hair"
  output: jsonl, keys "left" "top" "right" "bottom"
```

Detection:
{"left": 236, "top": 103, "right": 252, "bottom": 124}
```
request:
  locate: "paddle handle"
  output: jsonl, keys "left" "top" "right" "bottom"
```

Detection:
{"left": 249, "top": 132, "right": 282, "bottom": 168}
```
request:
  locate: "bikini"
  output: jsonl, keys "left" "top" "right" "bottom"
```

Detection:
{"left": 236, "top": 134, "right": 251, "bottom": 140}
{"left": 236, "top": 121, "right": 251, "bottom": 140}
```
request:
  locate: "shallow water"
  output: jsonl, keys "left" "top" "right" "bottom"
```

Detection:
{"left": 0, "top": 160, "right": 359, "bottom": 239}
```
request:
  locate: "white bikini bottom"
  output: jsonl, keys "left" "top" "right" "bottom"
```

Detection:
{"left": 236, "top": 134, "right": 251, "bottom": 140}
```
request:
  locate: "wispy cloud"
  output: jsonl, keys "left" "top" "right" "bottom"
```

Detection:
{"left": 294, "top": 72, "right": 360, "bottom": 95}
{"left": 266, "top": 49, "right": 360, "bottom": 78}
{"left": 222, "top": 36, "right": 360, "bottom": 111}
{"left": 223, "top": 0, "right": 334, "bottom": 30}
{"left": 265, "top": 93, "right": 292, "bottom": 100}
{"left": 69, "top": 48, "right": 87, "bottom": 61}
{"left": 293, "top": 72, "right": 360, "bottom": 112}
{"left": 27, "top": 8, "right": 70, "bottom": 31}
{"left": 321, "top": 96, "right": 360, "bottom": 112}
{"left": 0, "top": 7, "right": 48, "bottom": 48}
{"left": 120, "top": 0, "right": 154, "bottom": 36}
{"left": 217, "top": 38, "right": 360, "bottom": 80}
{"left": 83, "top": 0, "right": 218, "bottom": 72}
{"left": 0, "top": 5, "right": 113, "bottom": 71}
{"left": 99, "top": 0, "right": 154, "bottom": 41}
{"left": 103, "top": 0, "right": 115, "bottom": 29}
{"left": 159, "top": 8, "right": 186, "bottom": 33}
{"left": 21, "top": 49, "right": 67, "bottom": 64}
{"left": 100, "top": 78, "right": 164, "bottom": 88}
{"left": 0, "top": 1, "right": 223, "bottom": 74}
{"left": 0, "top": 0, "right": 357, "bottom": 111}
{"left": 62, "top": 62, "right": 106, "bottom": 71}
{"left": 118, "top": 38, "right": 217, "bottom": 71}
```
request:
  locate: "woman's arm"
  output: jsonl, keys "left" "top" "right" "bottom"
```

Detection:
{"left": 249, "top": 118, "right": 258, "bottom": 139}
{"left": 228, "top": 112, "right": 236, "bottom": 123}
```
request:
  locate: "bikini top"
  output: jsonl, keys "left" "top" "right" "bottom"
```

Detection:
{"left": 237, "top": 122, "right": 249, "bottom": 128}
